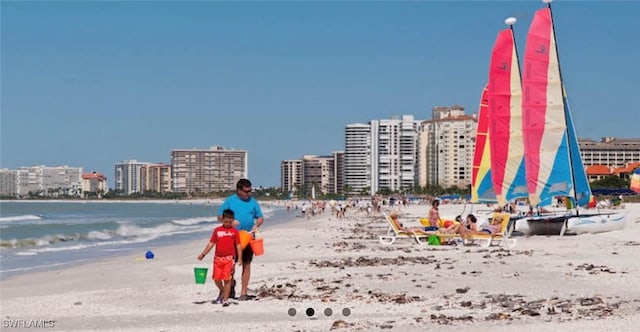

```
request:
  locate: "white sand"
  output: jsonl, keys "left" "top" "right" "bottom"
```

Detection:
{"left": 2, "top": 202, "right": 639, "bottom": 331}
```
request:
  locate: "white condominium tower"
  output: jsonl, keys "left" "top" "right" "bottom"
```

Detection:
{"left": 344, "top": 115, "right": 420, "bottom": 195}
{"left": 418, "top": 106, "right": 476, "bottom": 189}
{"left": 11, "top": 165, "right": 83, "bottom": 197}
{"left": 280, "top": 159, "right": 303, "bottom": 193}
{"left": 344, "top": 123, "right": 372, "bottom": 195}
{"left": 114, "top": 160, "right": 150, "bottom": 195}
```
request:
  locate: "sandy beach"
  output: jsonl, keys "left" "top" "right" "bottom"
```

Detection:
{"left": 2, "top": 202, "right": 639, "bottom": 331}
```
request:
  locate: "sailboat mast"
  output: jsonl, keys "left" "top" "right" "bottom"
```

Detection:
{"left": 506, "top": 17, "right": 527, "bottom": 210}
{"left": 507, "top": 19, "right": 522, "bottom": 78}
{"left": 545, "top": 0, "right": 581, "bottom": 211}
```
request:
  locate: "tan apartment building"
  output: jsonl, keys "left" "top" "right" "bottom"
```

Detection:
{"left": 171, "top": 146, "right": 247, "bottom": 193}
{"left": 140, "top": 163, "right": 172, "bottom": 193}
{"left": 302, "top": 155, "right": 335, "bottom": 196}
{"left": 418, "top": 106, "right": 477, "bottom": 189}
{"left": 280, "top": 152, "right": 344, "bottom": 197}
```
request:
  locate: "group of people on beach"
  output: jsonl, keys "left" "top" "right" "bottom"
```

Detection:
{"left": 196, "top": 185, "right": 508, "bottom": 306}
{"left": 390, "top": 199, "right": 504, "bottom": 238}
{"left": 197, "top": 178, "right": 263, "bottom": 307}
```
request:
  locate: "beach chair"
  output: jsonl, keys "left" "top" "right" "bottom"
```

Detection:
{"left": 379, "top": 212, "right": 432, "bottom": 245}
{"left": 464, "top": 212, "right": 517, "bottom": 248}
{"left": 418, "top": 217, "right": 464, "bottom": 245}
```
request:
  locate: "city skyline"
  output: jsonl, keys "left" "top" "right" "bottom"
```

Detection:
{"left": 2, "top": 1, "right": 639, "bottom": 187}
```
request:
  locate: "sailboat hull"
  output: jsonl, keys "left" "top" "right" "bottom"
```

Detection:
{"left": 526, "top": 216, "right": 566, "bottom": 235}
{"left": 523, "top": 212, "right": 626, "bottom": 235}
{"left": 565, "top": 212, "right": 626, "bottom": 235}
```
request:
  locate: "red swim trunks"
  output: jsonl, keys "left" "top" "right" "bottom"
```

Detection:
{"left": 213, "top": 255, "right": 234, "bottom": 281}
{"left": 443, "top": 220, "right": 454, "bottom": 228}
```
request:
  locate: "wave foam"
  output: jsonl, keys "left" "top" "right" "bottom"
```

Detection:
{"left": 0, "top": 215, "right": 42, "bottom": 223}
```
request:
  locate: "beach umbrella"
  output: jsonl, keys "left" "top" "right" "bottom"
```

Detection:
{"left": 631, "top": 168, "right": 640, "bottom": 193}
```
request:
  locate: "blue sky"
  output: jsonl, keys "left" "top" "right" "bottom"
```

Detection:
{"left": 2, "top": 1, "right": 639, "bottom": 188}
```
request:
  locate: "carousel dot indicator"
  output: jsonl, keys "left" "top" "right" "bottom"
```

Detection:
{"left": 287, "top": 308, "right": 296, "bottom": 317}
{"left": 342, "top": 307, "right": 351, "bottom": 316}
{"left": 324, "top": 307, "right": 333, "bottom": 316}
{"left": 305, "top": 307, "right": 315, "bottom": 317}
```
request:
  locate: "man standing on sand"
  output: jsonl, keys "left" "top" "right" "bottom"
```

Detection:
{"left": 218, "top": 178, "right": 264, "bottom": 301}
{"left": 427, "top": 199, "right": 441, "bottom": 230}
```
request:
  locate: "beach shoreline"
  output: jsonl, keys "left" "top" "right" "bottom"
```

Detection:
{"left": 2, "top": 202, "right": 639, "bottom": 331}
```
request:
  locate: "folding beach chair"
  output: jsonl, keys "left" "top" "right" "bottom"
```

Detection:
{"left": 465, "top": 212, "right": 517, "bottom": 248}
{"left": 378, "top": 212, "right": 431, "bottom": 245}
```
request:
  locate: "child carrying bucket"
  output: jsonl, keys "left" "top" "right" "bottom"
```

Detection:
{"left": 197, "top": 209, "right": 242, "bottom": 307}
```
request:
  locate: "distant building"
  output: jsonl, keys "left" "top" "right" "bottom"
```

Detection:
{"left": 585, "top": 165, "right": 612, "bottom": 183}
{"left": 171, "top": 146, "right": 247, "bottom": 193}
{"left": 418, "top": 106, "right": 476, "bottom": 189}
{"left": 374, "top": 115, "right": 420, "bottom": 193}
{"left": 140, "top": 163, "right": 172, "bottom": 193}
{"left": 114, "top": 160, "right": 150, "bottom": 195}
{"left": 579, "top": 137, "right": 640, "bottom": 168}
{"left": 81, "top": 172, "right": 108, "bottom": 198}
{"left": 280, "top": 153, "right": 343, "bottom": 197}
{"left": 281, "top": 159, "right": 303, "bottom": 194}
{"left": 302, "top": 155, "right": 335, "bottom": 196}
{"left": 344, "top": 115, "right": 421, "bottom": 195}
{"left": 0, "top": 169, "right": 18, "bottom": 197}
{"left": 13, "top": 165, "right": 83, "bottom": 197}
{"left": 613, "top": 162, "right": 640, "bottom": 182}
{"left": 344, "top": 123, "right": 372, "bottom": 194}
{"left": 585, "top": 162, "right": 640, "bottom": 183}
{"left": 333, "top": 151, "right": 345, "bottom": 195}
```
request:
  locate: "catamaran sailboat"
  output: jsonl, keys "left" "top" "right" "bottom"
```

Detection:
{"left": 521, "top": 0, "right": 626, "bottom": 235}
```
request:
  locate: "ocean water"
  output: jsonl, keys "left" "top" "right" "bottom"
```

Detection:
{"left": 0, "top": 201, "right": 290, "bottom": 279}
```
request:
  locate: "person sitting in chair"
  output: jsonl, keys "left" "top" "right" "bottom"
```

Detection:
{"left": 389, "top": 211, "right": 426, "bottom": 233}
{"left": 439, "top": 215, "right": 463, "bottom": 234}
{"left": 460, "top": 214, "right": 502, "bottom": 237}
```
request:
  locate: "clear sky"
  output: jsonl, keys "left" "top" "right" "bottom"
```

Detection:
{"left": 2, "top": 1, "right": 639, "bottom": 188}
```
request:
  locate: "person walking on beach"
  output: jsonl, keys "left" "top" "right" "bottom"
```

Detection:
{"left": 218, "top": 178, "right": 264, "bottom": 301}
{"left": 197, "top": 209, "right": 242, "bottom": 307}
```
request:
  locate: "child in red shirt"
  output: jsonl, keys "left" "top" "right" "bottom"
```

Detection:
{"left": 197, "top": 209, "right": 242, "bottom": 306}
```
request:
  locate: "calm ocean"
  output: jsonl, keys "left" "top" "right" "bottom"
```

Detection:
{"left": 0, "top": 201, "right": 290, "bottom": 279}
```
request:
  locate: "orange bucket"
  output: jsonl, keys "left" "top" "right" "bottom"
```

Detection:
{"left": 239, "top": 231, "right": 252, "bottom": 249}
{"left": 250, "top": 237, "right": 264, "bottom": 256}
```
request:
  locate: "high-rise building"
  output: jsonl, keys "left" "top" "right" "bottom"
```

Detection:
{"left": 0, "top": 169, "right": 18, "bottom": 197}
{"left": 418, "top": 106, "right": 476, "bottom": 189}
{"left": 374, "top": 115, "right": 420, "bottom": 193}
{"left": 281, "top": 154, "right": 341, "bottom": 197}
{"left": 333, "top": 151, "right": 345, "bottom": 195}
{"left": 140, "top": 163, "right": 172, "bottom": 193}
{"left": 114, "top": 160, "right": 150, "bottom": 195}
{"left": 344, "top": 115, "right": 421, "bottom": 195}
{"left": 302, "top": 155, "right": 335, "bottom": 196}
{"left": 344, "top": 123, "right": 372, "bottom": 194}
{"left": 171, "top": 146, "right": 247, "bottom": 193}
{"left": 281, "top": 159, "right": 303, "bottom": 194}
{"left": 14, "top": 165, "right": 83, "bottom": 197}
